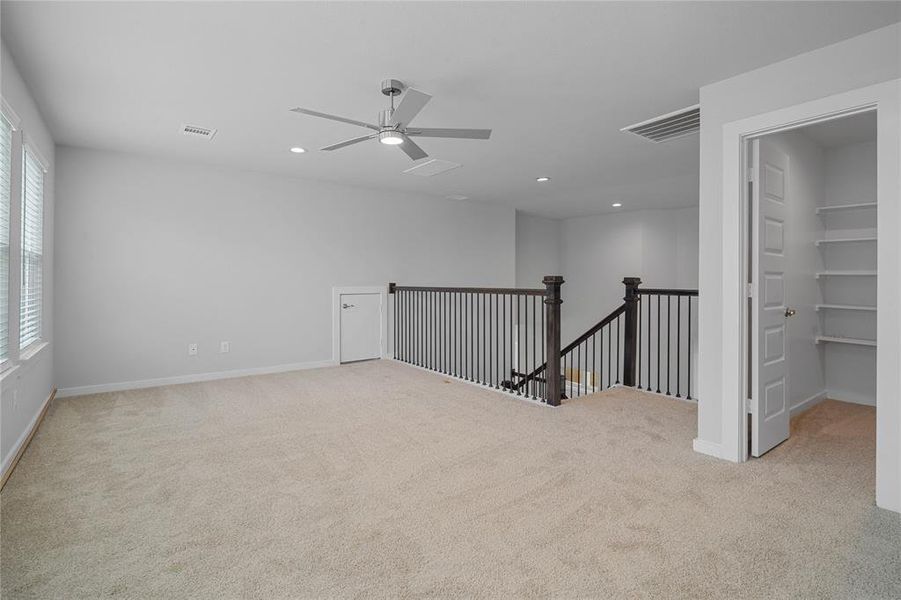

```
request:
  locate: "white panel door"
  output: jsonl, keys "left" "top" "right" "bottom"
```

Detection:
{"left": 751, "top": 139, "right": 791, "bottom": 456}
{"left": 340, "top": 293, "right": 382, "bottom": 363}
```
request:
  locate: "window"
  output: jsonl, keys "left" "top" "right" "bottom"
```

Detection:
{"left": 20, "top": 145, "right": 44, "bottom": 351}
{"left": 0, "top": 114, "right": 10, "bottom": 364}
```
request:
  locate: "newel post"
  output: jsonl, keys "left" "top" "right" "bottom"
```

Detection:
{"left": 622, "top": 277, "right": 641, "bottom": 387}
{"left": 543, "top": 275, "right": 564, "bottom": 406}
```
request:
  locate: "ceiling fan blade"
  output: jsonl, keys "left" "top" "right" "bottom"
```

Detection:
{"left": 389, "top": 89, "right": 432, "bottom": 127}
{"left": 320, "top": 133, "right": 378, "bottom": 151}
{"left": 290, "top": 107, "right": 379, "bottom": 131}
{"left": 406, "top": 127, "right": 492, "bottom": 140}
{"left": 398, "top": 135, "right": 428, "bottom": 161}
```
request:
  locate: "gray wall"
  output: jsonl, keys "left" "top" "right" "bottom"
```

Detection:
{"left": 560, "top": 207, "right": 699, "bottom": 342}
{"left": 0, "top": 42, "right": 56, "bottom": 471}
{"left": 514, "top": 212, "right": 561, "bottom": 288}
{"left": 54, "top": 147, "right": 516, "bottom": 392}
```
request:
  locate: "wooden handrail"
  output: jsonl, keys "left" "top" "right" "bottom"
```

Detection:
{"left": 391, "top": 284, "right": 545, "bottom": 296}
{"left": 637, "top": 288, "right": 698, "bottom": 296}
{"left": 510, "top": 303, "right": 626, "bottom": 390}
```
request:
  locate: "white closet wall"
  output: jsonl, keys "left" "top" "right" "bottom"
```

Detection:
{"left": 819, "top": 140, "right": 878, "bottom": 405}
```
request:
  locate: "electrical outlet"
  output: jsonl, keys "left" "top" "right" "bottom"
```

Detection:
{"left": 219, "top": 341, "right": 230, "bottom": 354}
{"left": 188, "top": 343, "right": 198, "bottom": 356}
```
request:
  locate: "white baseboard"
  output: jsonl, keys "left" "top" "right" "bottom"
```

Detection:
{"left": 790, "top": 390, "right": 828, "bottom": 416}
{"left": 825, "top": 389, "right": 876, "bottom": 407}
{"left": 692, "top": 437, "right": 722, "bottom": 459}
{"left": 56, "top": 360, "right": 339, "bottom": 399}
{"left": 2, "top": 388, "right": 55, "bottom": 487}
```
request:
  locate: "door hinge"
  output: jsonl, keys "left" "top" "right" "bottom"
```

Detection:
{"left": 747, "top": 166, "right": 756, "bottom": 182}
{"left": 745, "top": 397, "right": 754, "bottom": 414}
{"left": 746, "top": 283, "right": 755, "bottom": 298}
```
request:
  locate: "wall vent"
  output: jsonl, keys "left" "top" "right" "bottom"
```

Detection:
{"left": 403, "top": 159, "right": 461, "bottom": 177}
{"left": 621, "top": 104, "right": 699, "bottom": 143}
{"left": 181, "top": 124, "right": 217, "bottom": 140}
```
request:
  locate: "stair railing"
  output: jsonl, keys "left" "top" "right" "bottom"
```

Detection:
{"left": 634, "top": 282, "right": 699, "bottom": 399}
{"left": 510, "top": 277, "right": 699, "bottom": 401}
{"left": 390, "top": 276, "right": 698, "bottom": 404}
{"left": 389, "top": 276, "right": 565, "bottom": 405}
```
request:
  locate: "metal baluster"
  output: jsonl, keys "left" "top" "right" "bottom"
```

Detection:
{"left": 646, "top": 294, "right": 652, "bottom": 391}
{"left": 541, "top": 295, "right": 546, "bottom": 400}
{"left": 469, "top": 294, "right": 479, "bottom": 381}
{"left": 656, "top": 295, "right": 661, "bottom": 393}
{"left": 607, "top": 321, "right": 612, "bottom": 389}
{"left": 637, "top": 296, "right": 642, "bottom": 388}
{"left": 598, "top": 325, "right": 604, "bottom": 390}
{"left": 515, "top": 295, "right": 521, "bottom": 395}
{"left": 666, "top": 295, "right": 673, "bottom": 396}
{"left": 464, "top": 292, "right": 469, "bottom": 379}
{"left": 453, "top": 292, "right": 457, "bottom": 376}
{"left": 502, "top": 294, "right": 506, "bottom": 390}
{"left": 677, "top": 296, "right": 682, "bottom": 398}
{"left": 519, "top": 296, "right": 529, "bottom": 396}
{"left": 687, "top": 297, "right": 693, "bottom": 400}
{"left": 616, "top": 315, "right": 621, "bottom": 384}
{"left": 583, "top": 338, "right": 588, "bottom": 395}
{"left": 495, "top": 294, "right": 500, "bottom": 389}
{"left": 531, "top": 296, "right": 537, "bottom": 399}
{"left": 483, "top": 294, "right": 487, "bottom": 386}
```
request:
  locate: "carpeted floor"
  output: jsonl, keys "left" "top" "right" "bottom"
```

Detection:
{"left": 1, "top": 360, "right": 898, "bottom": 599}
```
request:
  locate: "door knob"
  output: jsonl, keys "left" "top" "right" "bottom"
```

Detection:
{"left": 784, "top": 308, "right": 796, "bottom": 317}
{"left": 342, "top": 303, "right": 355, "bottom": 309}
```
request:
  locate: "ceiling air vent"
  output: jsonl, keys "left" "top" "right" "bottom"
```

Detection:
{"left": 403, "top": 159, "right": 461, "bottom": 177}
{"left": 181, "top": 124, "right": 217, "bottom": 140}
{"left": 621, "top": 104, "right": 699, "bottom": 143}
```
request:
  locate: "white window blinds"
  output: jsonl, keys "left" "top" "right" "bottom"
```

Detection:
{"left": 0, "top": 115, "right": 10, "bottom": 363}
{"left": 20, "top": 145, "right": 43, "bottom": 350}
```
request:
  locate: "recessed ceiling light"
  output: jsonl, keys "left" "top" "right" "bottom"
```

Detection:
{"left": 612, "top": 203, "right": 622, "bottom": 207}
{"left": 289, "top": 147, "right": 306, "bottom": 153}
{"left": 536, "top": 177, "right": 550, "bottom": 182}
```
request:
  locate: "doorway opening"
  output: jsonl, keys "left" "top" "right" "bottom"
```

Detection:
{"left": 745, "top": 111, "right": 877, "bottom": 472}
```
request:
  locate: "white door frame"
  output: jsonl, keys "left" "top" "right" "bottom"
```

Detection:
{"left": 332, "top": 286, "right": 388, "bottom": 364}
{"left": 719, "top": 80, "right": 901, "bottom": 513}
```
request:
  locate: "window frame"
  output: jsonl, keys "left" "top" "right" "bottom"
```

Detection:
{"left": 0, "top": 99, "right": 20, "bottom": 373}
{"left": 19, "top": 139, "right": 48, "bottom": 354}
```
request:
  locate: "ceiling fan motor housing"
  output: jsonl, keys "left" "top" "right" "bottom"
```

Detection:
{"left": 381, "top": 79, "right": 404, "bottom": 96}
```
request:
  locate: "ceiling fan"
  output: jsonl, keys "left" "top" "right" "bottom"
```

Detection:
{"left": 290, "top": 79, "right": 491, "bottom": 161}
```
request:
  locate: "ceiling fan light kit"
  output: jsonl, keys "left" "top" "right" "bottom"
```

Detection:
{"left": 379, "top": 131, "right": 404, "bottom": 145}
{"left": 290, "top": 78, "right": 492, "bottom": 163}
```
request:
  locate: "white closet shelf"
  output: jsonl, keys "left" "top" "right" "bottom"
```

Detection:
{"left": 815, "top": 304, "right": 877, "bottom": 312}
{"left": 815, "top": 335, "right": 876, "bottom": 347}
{"left": 814, "top": 237, "right": 877, "bottom": 246}
{"left": 815, "top": 202, "right": 878, "bottom": 214}
{"left": 815, "top": 271, "right": 877, "bottom": 278}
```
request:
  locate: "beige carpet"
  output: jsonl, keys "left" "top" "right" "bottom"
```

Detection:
{"left": 1, "top": 361, "right": 898, "bottom": 599}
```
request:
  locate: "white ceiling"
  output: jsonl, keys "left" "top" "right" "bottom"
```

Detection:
{"left": 2, "top": 2, "right": 898, "bottom": 218}
{"left": 799, "top": 111, "right": 878, "bottom": 148}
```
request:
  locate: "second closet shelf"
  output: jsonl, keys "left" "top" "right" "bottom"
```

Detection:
{"left": 816, "top": 271, "right": 877, "bottom": 278}
{"left": 815, "top": 237, "right": 877, "bottom": 246}
{"left": 815, "top": 335, "right": 876, "bottom": 347}
{"left": 815, "top": 304, "right": 877, "bottom": 312}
